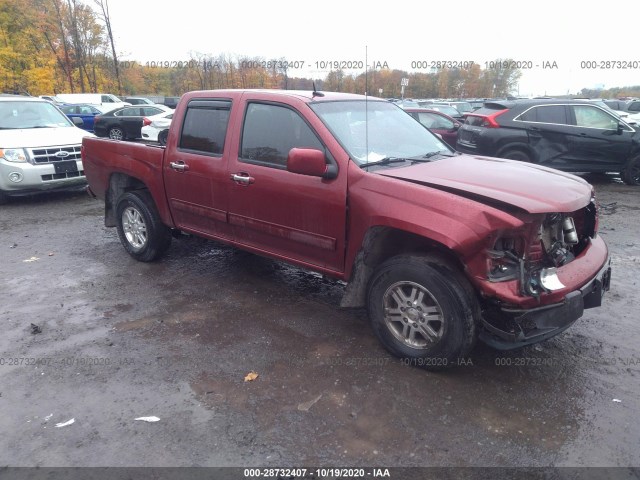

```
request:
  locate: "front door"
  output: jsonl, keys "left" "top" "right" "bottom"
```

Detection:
{"left": 226, "top": 97, "right": 347, "bottom": 272}
{"left": 565, "top": 105, "right": 633, "bottom": 171}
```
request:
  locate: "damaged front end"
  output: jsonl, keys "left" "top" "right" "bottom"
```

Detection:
{"left": 474, "top": 197, "right": 611, "bottom": 349}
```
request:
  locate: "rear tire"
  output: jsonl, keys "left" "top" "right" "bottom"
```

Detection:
{"left": 109, "top": 127, "right": 125, "bottom": 141}
{"left": 367, "top": 255, "right": 477, "bottom": 370}
{"left": 501, "top": 148, "right": 531, "bottom": 162}
{"left": 115, "top": 190, "right": 171, "bottom": 261}
{"left": 622, "top": 155, "right": 640, "bottom": 186}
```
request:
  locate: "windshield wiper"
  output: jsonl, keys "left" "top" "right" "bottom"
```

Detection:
{"left": 361, "top": 156, "right": 436, "bottom": 168}
{"left": 361, "top": 157, "right": 410, "bottom": 168}
{"left": 423, "top": 150, "right": 456, "bottom": 158}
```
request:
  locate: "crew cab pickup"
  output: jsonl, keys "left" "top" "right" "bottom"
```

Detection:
{"left": 82, "top": 89, "right": 611, "bottom": 368}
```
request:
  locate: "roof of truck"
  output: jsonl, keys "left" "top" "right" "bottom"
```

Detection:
{"left": 183, "top": 89, "right": 383, "bottom": 103}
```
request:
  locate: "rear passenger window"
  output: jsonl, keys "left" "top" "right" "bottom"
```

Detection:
{"left": 142, "top": 107, "right": 163, "bottom": 116}
{"left": 240, "top": 103, "right": 323, "bottom": 168}
{"left": 179, "top": 99, "right": 231, "bottom": 155}
{"left": 522, "top": 105, "right": 567, "bottom": 124}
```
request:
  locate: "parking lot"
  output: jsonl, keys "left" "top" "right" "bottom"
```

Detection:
{"left": 0, "top": 173, "right": 638, "bottom": 468}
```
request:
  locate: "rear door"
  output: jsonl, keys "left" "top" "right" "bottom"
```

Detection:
{"left": 114, "top": 107, "right": 144, "bottom": 138}
{"left": 163, "top": 98, "right": 234, "bottom": 239}
{"left": 514, "top": 104, "right": 573, "bottom": 167}
{"left": 226, "top": 94, "right": 348, "bottom": 272}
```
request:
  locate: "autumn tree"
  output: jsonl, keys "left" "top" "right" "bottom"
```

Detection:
{"left": 93, "top": 0, "right": 121, "bottom": 95}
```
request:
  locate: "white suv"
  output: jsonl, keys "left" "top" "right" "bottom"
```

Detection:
{"left": 0, "top": 95, "right": 94, "bottom": 204}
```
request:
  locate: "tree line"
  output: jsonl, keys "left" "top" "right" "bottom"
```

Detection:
{"left": 2, "top": 0, "right": 587, "bottom": 99}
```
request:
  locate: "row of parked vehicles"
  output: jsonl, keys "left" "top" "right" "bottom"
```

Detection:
{"left": 401, "top": 97, "right": 640, "bottom": 186}
{"left": 41, "top": 93, "right": 177, "bottom": 144}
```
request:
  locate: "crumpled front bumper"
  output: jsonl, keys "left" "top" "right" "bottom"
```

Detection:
{"left": 479, "top": 257, "right": 612, "bottom": 350}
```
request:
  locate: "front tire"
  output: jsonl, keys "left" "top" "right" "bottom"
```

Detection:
{"left": 367, "top": 255, "right": 477, "bottom": 369}
{"left": 115, "top": 191, "right": 171, "bottom": 261}
{"left": 622, "top": 155, "right": 640, "bottom": 186}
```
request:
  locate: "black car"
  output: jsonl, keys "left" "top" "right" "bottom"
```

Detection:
{"left": 456, "top": 99, "right": 640, "bottom": 185}
{"left": 162, "top": 97, "right": 180, "bottom": 109}
{"left": 93, "top": 105, "right": 171, "bottom": 140}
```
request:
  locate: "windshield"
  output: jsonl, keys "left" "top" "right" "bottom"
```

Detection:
{"left": 310, "top": 100, "right": 452, "bottom": 165}
{"left": 0, "top": 101, "right": 74, "bottom": 129}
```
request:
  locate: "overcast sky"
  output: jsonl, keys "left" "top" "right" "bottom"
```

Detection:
{"left": 105, "top": 0, "right": 639, "bottom": 96}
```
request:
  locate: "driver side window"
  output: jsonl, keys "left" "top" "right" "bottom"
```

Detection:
{"left": 240, "top": 103, "right": 324, "bottom": 169}
{"left": 573, "top": 106, "right": 618, "bottom": 129}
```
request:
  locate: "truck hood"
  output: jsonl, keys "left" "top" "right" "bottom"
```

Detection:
{"left": 0, "top": 127, "right": 93, "bottom": 149}
{"left": 378, "top": 154, "right": 592, "bottom": 213}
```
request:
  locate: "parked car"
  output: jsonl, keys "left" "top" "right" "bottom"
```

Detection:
{"left": 0, "top": 95, "right": 93, "bottom": 204}
{"left": 468, "top": 99, "right": 486, "bottom": 111}
{"left": 394, "top": 99, "right": 421, "bottom": 108}
{"left": 59, "top": 103, "right": 110, "bottom": 132}
{"left": 93, "top": 105, "right": 173, "bottom": 140}
{"left": 456, "top": 99, "right": 640, "bottom": 185}
{"left": 576, "top": 98, "right": 637, "bottom": 125}
{"left": 56, "top": 93, "right": 130, "bottom": 111}
{"left": 626, "top": 100, "right": 640, "bottom": 114}
{"left": 124, "top": 97, "right": 155, "bottom": 105}
{"left": 162, "top": 97, "right": 180, "bottom": 109}
{"left": 404, "top": 108, "right": 461, "bottom": 148}
{"left": 619, "top": 100, "right": 640, "bottom": 124}
{"left": 425, "top": 104, "right": 464, "bottom": 121}
{"left": 433, "top": 101, "right": 474, "bottom": 115}
{"left": 604, "top": 99, "right": 632, "bottom": 111}
{"left": 82, "top": 89, "right": 611, "bottom": 368}
{"left": 38, "top": 95, "right": 64, "bottom": 105}
{"left": 141, "top": 111, "right": 173, "bottom": 145}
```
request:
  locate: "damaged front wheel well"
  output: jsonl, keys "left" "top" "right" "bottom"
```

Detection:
{"left": 340, "top": 226, "right": 469, "bottom": 308}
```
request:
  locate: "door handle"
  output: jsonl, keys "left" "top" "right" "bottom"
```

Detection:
{"left": 230, "top": 173, "right": 255, "bottom": 185}
{"left": 169, "top": 161, "right": 189, "bottom": 171}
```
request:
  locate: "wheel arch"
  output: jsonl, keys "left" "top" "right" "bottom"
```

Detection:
{"left": 340, "top": 226, "right": 470, "bottom": 308}
{"left": 105, "top": 173, "right": 152, "bottom": 227}
{"left": 496, "top": 142, "right": 536, "bottom": 162}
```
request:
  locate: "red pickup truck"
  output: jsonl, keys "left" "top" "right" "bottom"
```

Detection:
{"left": 82, "top": 89, "right": 611, "bottom": 368}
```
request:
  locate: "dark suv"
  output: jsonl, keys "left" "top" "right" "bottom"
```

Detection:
{"left": 456, "top": 99, "right": 640, "bottom": 185}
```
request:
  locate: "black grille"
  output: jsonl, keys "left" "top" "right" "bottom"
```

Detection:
{"left": 41, "top": 170, "right": 85, "bottom": 181}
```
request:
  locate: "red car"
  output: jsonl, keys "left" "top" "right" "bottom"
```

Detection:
{"left": 404, "top": 108, "right": 461, "bottom": 148}
{"left": 82, "top": 90, "right": 611, "bottom": 368}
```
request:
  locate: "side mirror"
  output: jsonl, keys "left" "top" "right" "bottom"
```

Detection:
{"left": 72, "top": 117, "right": 84, "bottom": 126}
{"left": 287, "top": 148, "right": 335, "bottom": 178}
{"left": 453, "top": 122, "right": 461, "bottom": 130}
{"left": 617, "top": 122, "right": 625, "bottom": 135}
